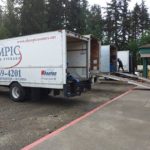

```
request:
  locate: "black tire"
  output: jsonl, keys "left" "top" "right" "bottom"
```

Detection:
{"left": 9, "top": 83, "right": 26, "bottom": 102}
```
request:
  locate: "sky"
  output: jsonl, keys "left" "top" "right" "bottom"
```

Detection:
{"left": 88, "top": 0, "right": 150, "bottom": 11}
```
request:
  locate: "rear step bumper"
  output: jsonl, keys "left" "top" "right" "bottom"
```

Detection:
{"left": 64, "top": 79, "right": 91, "bottom": 97}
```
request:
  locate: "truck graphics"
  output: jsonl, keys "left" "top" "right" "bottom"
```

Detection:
{"left": 0, "top": 45, "right": 22, "bottom": 69}
{"left": 41, "top": 70, "right": 57, "bottom": 76}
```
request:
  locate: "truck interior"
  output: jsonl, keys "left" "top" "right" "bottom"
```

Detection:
{"left": 90, "top": 37, "right": 100, "bottom": 72}
{"left": 64, "top": 35, "right": 91, "bottom": 97}
{"left": 66, "top": 36, "right": 88, "bottom": 80}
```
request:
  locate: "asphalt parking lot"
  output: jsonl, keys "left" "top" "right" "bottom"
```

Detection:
{"left": 0, "top": 81, "right": 133, "bottom": 150}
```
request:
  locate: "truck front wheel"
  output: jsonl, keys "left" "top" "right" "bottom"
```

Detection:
{"left": 10, "top": 83, "right": 26, "bottom": 102}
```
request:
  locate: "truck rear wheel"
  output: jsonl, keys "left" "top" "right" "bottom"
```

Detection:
{"left": 10, "top": 83, "right": 26, "bottom": 102}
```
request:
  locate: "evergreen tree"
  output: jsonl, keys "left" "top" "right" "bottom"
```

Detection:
{"left": 63, "top": 0, "right": 88, "bottom": 33}
{"left": 0, "top": 4, "right": 10, "bottom": 39}
{"left": 0, "top": 5, "right": 2, "bottom": 24}
{"left": 104, "top": 0, "right": 122, "bottom": 48}
{"left": 21, "top": 0, "right": 46, "bottom": 35}
{"left": 0, "top": 25, "right": 10, "bottom": 39}
{"left": 0, "top": 0, "right": 150, "bottom": 50}
{"left": 140, "top": 31, "right": 150, "bottom": 45}
{"left": 78, "top": 0, "right": 89, "bottom": 34}
{"left": 62, "top": 0, "right": 80, "bottom": 31}
{"left": 130, "top": 3, "right": 141, "bottom": 40}
{"left": 129, "top": 2, "right": 150, "bottom": 41}
{"left": 46, "top": 0, "right": 64, "bottom": 31}
{"left": 103, "top": 6, "right": 113, "bottom": 44}
{"left": 3, "top": 0, "right": 20, "bottom": 37}
{"left": 87, "top": 4, "right": 103, "bottom": 39}
{"left": 120, "top": 0, "right": 130, "bottom": 49}
{"left": 139, "top": 0, "right": 150, "bottom": 34}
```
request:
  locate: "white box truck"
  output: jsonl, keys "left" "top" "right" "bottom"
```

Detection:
{"left": 0, "top": 30, "right": 91, "bottom": 102}
{"left": 117, "top": 50, "right": 134, "bottom": 73}
{"left": 100, "top": 45, "right": 117, "bottom": 73}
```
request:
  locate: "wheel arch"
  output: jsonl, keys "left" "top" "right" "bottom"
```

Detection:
{"left": 9, "top": 81, "right": 22, "bottom": 88}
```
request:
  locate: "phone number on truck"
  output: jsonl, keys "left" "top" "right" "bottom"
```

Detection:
{"left": 0, "top": 70, "right": 22, "bottom": 78}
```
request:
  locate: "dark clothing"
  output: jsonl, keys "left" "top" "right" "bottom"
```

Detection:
{"left": 117, "top": 59, "right": 124, "bottom": 72}
{"left": 118, "top": 59, "right": 123, "bottom": 67}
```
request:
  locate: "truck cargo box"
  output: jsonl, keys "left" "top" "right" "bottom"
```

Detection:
{"left": 0, "top": 30, "right": 91, "bottom": 101}
{"left": 100, "top": 45, "right": 117, "bottom": 73}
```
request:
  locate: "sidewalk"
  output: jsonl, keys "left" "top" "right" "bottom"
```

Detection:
{"left": 22, "top": 88, "right": 150, "bottom": 150}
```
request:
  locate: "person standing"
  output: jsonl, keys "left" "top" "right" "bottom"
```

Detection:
{"left": 117, "top": 58, "right": 124, "bottom": 72}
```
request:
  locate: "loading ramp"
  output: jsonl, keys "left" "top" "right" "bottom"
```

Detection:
{"left": 99, "top": 72, "right": 150, "bottom": 89}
